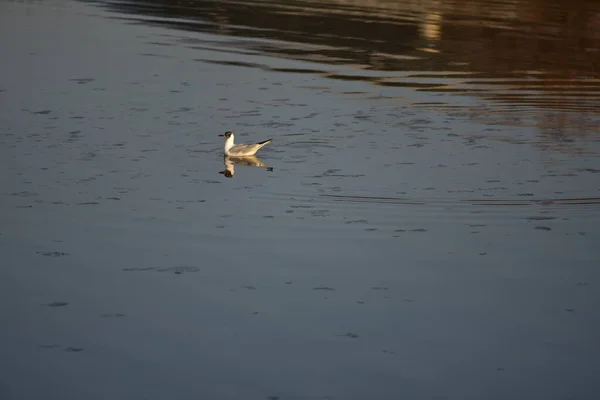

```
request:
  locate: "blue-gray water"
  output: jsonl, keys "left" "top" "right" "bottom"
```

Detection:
{"left": 1, "top": 0, "right": 599, "bottom": 399}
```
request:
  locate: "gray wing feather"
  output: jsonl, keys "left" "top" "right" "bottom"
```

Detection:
{"left": 228, "top": 140, "right": 271, "bottom": 156}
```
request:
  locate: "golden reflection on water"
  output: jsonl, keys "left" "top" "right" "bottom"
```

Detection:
{"left": 420, "top": 10, "right": 442, "bottom": 41}
{"left": 101, "top": 0, "right": 600, "bottom": 150}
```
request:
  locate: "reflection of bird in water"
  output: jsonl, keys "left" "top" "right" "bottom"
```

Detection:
{"left": 219, "top": 155, "right": 271, "bottom": 178}
{"left": 218, "top": 131, "right": 272, "bottom": 156}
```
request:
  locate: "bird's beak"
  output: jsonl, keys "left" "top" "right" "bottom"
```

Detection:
{"left": 218, "top": 134, "right": 224, "bottom": 137}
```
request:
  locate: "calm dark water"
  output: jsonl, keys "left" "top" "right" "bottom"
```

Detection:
{"left": 0, "top": 0, "right": 599, "bottom": 399}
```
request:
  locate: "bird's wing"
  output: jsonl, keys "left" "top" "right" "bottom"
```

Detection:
{"left": 228, "top": 143, "right": 261, "bottom": 155}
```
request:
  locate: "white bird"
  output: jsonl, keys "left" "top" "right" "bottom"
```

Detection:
{"left": 218, "top": 131, "right": 272, "bottom": 156}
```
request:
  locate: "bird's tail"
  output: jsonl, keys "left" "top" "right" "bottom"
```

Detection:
{"left": 258, "top": 139, "right": 272, "bottom": 145}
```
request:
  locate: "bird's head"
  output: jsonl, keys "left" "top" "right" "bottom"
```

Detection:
{"left": 218, "top": 131, "right": 233, "bottom": 139}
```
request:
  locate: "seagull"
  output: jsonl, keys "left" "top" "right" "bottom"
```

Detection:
{"left": 218, "top": 131, "right": 272, "bottom": 156}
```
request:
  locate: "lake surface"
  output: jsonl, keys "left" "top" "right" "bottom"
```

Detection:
{"left": 1, "top": 0, "right": 599, "bottom": 399}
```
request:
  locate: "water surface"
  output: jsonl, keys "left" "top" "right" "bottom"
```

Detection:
{"left": 0, "top": 0, "right": 599, "bottom": 399}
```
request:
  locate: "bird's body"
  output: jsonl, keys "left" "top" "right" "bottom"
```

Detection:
{"left": 219, "top": 131, "right": 271, "bottom": 156}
